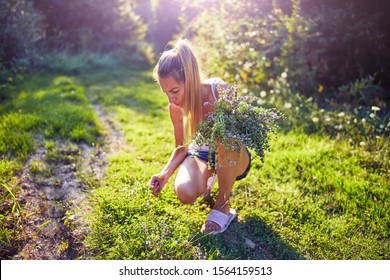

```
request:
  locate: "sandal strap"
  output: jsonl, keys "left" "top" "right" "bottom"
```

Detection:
{"left": 206, "top": 210, "right": 230, "bottom": 229}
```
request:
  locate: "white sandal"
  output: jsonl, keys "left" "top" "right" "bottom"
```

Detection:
{"left": 202, "top": 208, "right": 236, "bottom": 235}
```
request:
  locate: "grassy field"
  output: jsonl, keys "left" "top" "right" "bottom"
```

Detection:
{"left": 1, "top": 68, "right": 389, "bottom": 259}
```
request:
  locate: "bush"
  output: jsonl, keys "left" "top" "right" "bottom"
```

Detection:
{"left": 37, "top": 52, "right": 120, "bottom": 74}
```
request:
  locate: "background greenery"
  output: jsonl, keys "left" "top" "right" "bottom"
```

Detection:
{"left": 1, "top": 0, "right": 389, "bottom": 260}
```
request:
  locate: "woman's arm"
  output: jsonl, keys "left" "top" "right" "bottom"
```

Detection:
{"left": 149, "top": 103, "right": 188, "bottom": 195}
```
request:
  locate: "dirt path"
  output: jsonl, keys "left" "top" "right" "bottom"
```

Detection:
{"left": 13, "top": 105, "right": 125, "bottom": 259}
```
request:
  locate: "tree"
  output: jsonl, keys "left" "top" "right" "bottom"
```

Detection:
{"left": 31, "top": 0, "right": 147, "bottom": 52}
{"left": 152, "top": 0, "right": 181, "bottom": 53}
{"left": 0, "top": 0, "right": 44, "bottom": 69}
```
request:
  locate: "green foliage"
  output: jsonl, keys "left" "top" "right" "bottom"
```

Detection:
{"left": 32, "top": 0, "right": 147, "bottom": 52}
{"left": 0, "top": 68, "right": 389, "bottom": 259}
{"left": 196, "top": 84, "right": 283, "bottom": 165}
{"left": 80, "top": 69, "right": 388, "bottom": 260}
{"left": 181, "top": 0, "right": 316, "bottom": 95}
{"left": 301, "top": 0, "right": 390, "bottom": 87}
{"left": 0, "top": 0, "right": 44, "bottom": 69}
{"left": 38, "top": 52, "right": 120, "bottom": 74}
{"left": 0, "top": 74, "right": 101, "bottom": 161}
{"left": 0, "top": 113, "right": 39, "bottom": 160}
{"left": 265, "top": 72, "right": 390, "bottom": 142}
{"left": 1, "top": 0, "right": 154, "bottom": 72}
{"left": 151, "top": 0, "right": 182, "bottom": 53}
{"left": 178, "top": 0, "right": 389, "bottom": 143}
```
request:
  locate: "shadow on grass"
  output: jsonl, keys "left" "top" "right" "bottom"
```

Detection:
{"left": 194, "top": 214, "right": 304, "bottom": 260}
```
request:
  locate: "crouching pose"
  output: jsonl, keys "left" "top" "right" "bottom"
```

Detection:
{"left": 148, "top": 38, "right": 251, "bottom": 235}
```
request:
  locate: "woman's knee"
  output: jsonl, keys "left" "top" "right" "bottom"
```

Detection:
{"left": 174, "top": 182, "right": 198, "bottom": 204}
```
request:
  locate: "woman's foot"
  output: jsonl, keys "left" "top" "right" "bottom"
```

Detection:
{"left": 202, "top": 203, "right": 232, "bottom": 234}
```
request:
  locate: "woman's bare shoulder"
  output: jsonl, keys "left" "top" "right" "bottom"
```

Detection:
{"left": 202, "top": 77, "right": 227, "bottom": 88}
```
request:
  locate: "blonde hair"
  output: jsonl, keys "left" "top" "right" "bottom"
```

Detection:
{"left": 153, "top": 38, "right": 203, "bottom": 145}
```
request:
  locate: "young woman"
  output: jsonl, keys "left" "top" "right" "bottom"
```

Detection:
{"left": 148, "top": 38, "right": 251, "bottom": 235}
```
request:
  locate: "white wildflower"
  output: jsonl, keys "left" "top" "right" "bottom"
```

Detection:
{"left": 284, "top": 103, "right": 292, "bottom": 109}
{"left": 257, "top": 99, "right": 265, "bottom": 105}
{"left": 260, "top": 91, "right": 267, "bottom": 98}
{"left": 371, "top": 106, "right": 380, "bottom": 111}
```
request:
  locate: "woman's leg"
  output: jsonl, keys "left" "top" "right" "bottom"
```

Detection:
{"left": 174, "top": 156, "right": 214, "bottom": 204}
{"left": 203, "top": 144, "right": 250, "bottom": 233}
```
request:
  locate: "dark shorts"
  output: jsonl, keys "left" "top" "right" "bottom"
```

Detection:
{"left": 186, "top": 149, "right": 251, "bottom": 181}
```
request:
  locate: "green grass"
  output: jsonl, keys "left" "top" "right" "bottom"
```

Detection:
{"left": 0, "top": 72, "right": 102, "bottom": 258}
{"left": 1, "top": 67, "right": 388, "bottom": 259}
{"left": 78, "top": 69, "right": 389, "bottom": 260}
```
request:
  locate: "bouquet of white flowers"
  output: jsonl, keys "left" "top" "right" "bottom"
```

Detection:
{"left": 195, "top": 84, "right": 283, "bottom": 167}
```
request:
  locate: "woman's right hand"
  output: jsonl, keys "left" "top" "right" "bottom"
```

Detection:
{"left": 148, "top": 173, "right": 168, "bottom": 196}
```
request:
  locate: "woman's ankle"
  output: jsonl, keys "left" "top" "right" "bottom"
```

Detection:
{"left": 213, "top": 199, "right": 230, "bottom": 213}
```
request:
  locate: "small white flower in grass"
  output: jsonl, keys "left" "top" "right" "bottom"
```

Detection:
{"left": 242, "top": 88, "right": 249, "bottom": 94}
{"left": 362, "top": 118, "right": 366, "bottom": 123}
{"left": 257, "top": 99, "right": 265, "bottom": 105}
{"left": 260, "top": 91, "right": 267, "bottom": 98}
{"left": 284, "top": 102, "right": 292, "bottom": 109}
{"left": 270, "top": 89, "right": 274, "bottom": 94}
{"left": 370, "top": 113, "right": 375, "bottom": 118}
{"left": 325, "top": 116, "right": 331, "bottom": 122}
{"left": 371, "top": 106, "right": 380, "bottom": 111}
{"left": 338, "top": 112, "right": 345, "bottom": 117}
{"left": 281, "top": 72, "right": 288, "bottom": 79}
{"left": 359, "top": 141, "right": 366, "bottom": 146}
{"left": 312, "top": 117, "right": 319, "bottom": 123}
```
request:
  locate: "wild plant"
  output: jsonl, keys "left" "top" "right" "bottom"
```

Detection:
{"left": 195, "top": 84, "right": 283, "bottom": 167}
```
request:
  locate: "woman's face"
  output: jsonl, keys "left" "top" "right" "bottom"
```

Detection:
{"left": 158, "top": 76, "right": 185, "bottom": 107}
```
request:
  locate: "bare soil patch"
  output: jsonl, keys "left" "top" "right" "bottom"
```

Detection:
{"left": 12, "top": 105, "right": 126, "bottom": 259}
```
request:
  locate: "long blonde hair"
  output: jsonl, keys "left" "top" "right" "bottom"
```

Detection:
{"left": 153, "top": 38, "right": 203, "bottom": 145}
